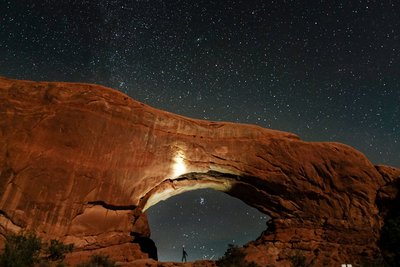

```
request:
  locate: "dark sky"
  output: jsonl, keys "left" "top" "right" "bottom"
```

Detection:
{"left": 147, "top": 189, "right": 268, "bottom": 261}
{"left": 1, "top": 0, "right": 399, "bottom": 262}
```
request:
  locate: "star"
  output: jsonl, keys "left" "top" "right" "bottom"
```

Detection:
{"left": 199, "top": 197, "right": 205, "bottom": 205}
{"left": 1, "top": 0, "right": 399, "bottom": 262}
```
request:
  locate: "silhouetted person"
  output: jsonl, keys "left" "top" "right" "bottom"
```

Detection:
{"left": 182, "top": 247, "right": 188, "bottom": 262}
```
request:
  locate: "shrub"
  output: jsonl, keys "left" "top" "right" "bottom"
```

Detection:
{"left": 217, "top": 244, "right": 259, "bottom": 267}
{"left": 46, "top": 239, "right": 74, "bottom": 261}
{"left": 0, "top": 232, "right": 74, "bottom": 267}
{"left": 288, "top": 251, "right": 306, "bottom": 267}
{"left": 0, "top": 232, "right": 42, "bottom": 267}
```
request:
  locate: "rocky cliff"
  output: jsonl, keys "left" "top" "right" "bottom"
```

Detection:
{"left": 0, "top": 77, "right": 399, "bottom": 266}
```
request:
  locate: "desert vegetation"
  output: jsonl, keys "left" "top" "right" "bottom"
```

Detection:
{"left": 2, "top": 224, "right": 400, "bottom": 267}
{"left": 217, "top": 244, "right": 259, "bottom": 267}
{"left": 0, "top": 231, "right": 73, "bottom": 266}
{"left": 0, "top": 232, "right": 116, "bottom": 267}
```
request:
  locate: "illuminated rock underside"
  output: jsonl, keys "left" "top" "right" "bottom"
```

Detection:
{"left": 0, "top": 77, "right": 399, "bottom": 266}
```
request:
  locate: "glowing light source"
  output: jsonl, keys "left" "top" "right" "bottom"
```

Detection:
{"left": 142, "top": 146, "right": 238, "bottom": 211}
{"left": 172, "top": 151, "right": 187, "bottom": 178}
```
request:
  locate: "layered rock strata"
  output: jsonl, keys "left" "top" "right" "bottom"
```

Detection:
{"left": 0, "top": 77, "right": 398, "bottom": 266}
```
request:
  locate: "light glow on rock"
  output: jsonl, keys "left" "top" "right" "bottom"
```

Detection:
{"left": 142, "top": 145, "right": 238, "bottom": 211}
{"left": 172, "top": 150, "right": 187, "bottom": 178}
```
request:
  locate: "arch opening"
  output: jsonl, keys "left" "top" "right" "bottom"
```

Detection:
{"left": 143, "top": 175, "right": 271, "bottom": 262}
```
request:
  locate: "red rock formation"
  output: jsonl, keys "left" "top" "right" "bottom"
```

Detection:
{"left": 0, "top": 76, "right": 399, "bottom": 266}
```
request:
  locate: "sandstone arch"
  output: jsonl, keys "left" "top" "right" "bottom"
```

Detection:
{"left": 0, "top": 77, "right": 399, "bottom": 266}
{"left": 143, "top": 181, "right": 270, "bottom": 263}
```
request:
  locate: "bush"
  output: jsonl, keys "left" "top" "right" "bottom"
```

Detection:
{"left": 0, "top": 232, "right": 42, "bottom": 267}
{"left": 77, "top": 254, "right": 117, "bottom": 267}
{"left": 217, "top": 244, "right": 259, "bottom": 267}
{"left": 288, "top": 251, "right": 306, "bottom": 267}
{"left": 0, "top": 232, "right": 74, "bottom": 267}
{"left": 46, "top": 239, "right": 74, "bottom": 261}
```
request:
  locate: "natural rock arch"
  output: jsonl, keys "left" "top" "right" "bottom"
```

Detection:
{"left": 0, "top": 77, "right": 399, "bottom": 266}
{"left": 142, "top": 179, "right": 270, "bottom": 262}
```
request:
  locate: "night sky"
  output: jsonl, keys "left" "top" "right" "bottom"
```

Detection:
{"left": 1, "top": 0, "right": 399, "bottom": 262}
{"left": 147, "top": 189, "right": 268, "bottom": 261}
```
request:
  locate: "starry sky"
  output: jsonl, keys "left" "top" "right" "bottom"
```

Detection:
{"left": 147, "top": 189, "right": 268, "bottom": 261}
{"left": 1, "top": 0, "right": 399, "bottom": 262}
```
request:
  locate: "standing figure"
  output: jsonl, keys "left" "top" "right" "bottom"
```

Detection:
{"left": 182, "top": 247, "right": 188, "bottom": 262}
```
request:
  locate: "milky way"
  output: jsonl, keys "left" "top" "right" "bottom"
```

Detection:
{"left": 1, "top": 0, "right": 399, "bottom": 262}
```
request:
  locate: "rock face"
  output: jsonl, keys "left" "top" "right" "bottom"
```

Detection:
{"left": 0, "top": 76, "right": 399, "bottom": 266}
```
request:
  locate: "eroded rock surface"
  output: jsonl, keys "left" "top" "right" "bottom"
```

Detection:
{"left": 0, "top": 77, "right": 399, "bottom": 266}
